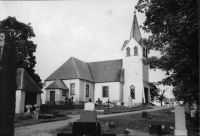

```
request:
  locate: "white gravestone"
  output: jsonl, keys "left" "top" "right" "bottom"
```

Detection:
{"left": 132, "top": 99, "right": 135, "bottom": 107}
{"left": 84, "top": 102, "right": 95, "bottom": 111}
{"left": 174, "top": 105, "right": 187, "bottom": 136}
{"left": 128, "top": 97, "right": 132, "bottom": 108}
{"left": 116, "top": 102, "right": 121, "bottom": 106}
{"left": 124, "top": 103, "right": 128, "bottom": 107}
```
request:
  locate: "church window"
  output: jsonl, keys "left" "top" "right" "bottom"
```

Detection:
{"left": 70, "top": 83, "right": 75, "bottom": 95}
{"left": 134, "top": 46, "right": 138, "bottom": 55}
{"left": 130, "top": 85, "right": 135, "bottom": 99}
{"left": 86, "top": 84, "right": 89, "bottom": 97}
{"left": 126, "top": 47, "right": 131, "bottom": 56}
{"left": 102, "top": 86, "right": 109, "bottom": 97}
{"left": 62, "top": 91, "right": 66, "bottom": 96}
{"left": 143, "top": 48, "right": 145, "bottom": 57}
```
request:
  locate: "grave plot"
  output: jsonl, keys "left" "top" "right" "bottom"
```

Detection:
{"left": 57, "top": 111, "right": 116, "bottom": 136}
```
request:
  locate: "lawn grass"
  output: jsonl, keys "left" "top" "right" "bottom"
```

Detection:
{"left": 14, "top": 114, "right": 71, "bottom": 128}
{"left": 51, "top": 107, "right": 199, "bottom": 136}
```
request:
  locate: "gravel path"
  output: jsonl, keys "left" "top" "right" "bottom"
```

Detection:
{"left": 14, "top": 106, "right": 171, "bottom": 136}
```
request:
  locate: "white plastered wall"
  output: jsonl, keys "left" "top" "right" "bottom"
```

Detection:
{"left": 62, "top": 79, "right": 80, "bottom": 101}
{"left": 15, "top": 90, "right": 25, "bottom": 113}
{"left": 94, "top": 82, "right": 122, "bottom": 104}
{"left": 42, "top": 80, "right": 54, "bottom": 104}
{"left": 122, "top": 38, "right": 146, "bottom": 104}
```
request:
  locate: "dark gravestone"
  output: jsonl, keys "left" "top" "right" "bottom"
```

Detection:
{"left": 80, "top": 112, "right": 97, "bottom": 122}
{"left": 142, "top": 111, "right": 148, "bottom": 118}
{"left": 96, "top": 98, "right": 102, "bottom": 110}
{"left": 89, "top": 98, "right": 92, "bottom": 102}
{"left": 106, "top": 99, "right": 111, "bottom": 110}
{"left": 149, "top": 124, "right": 162, "bottom": 136}
{"left": 65, "top": 97, "right": 68, "bottom": 107}
{"left": 73, "top": 122, "right": 101, "bottom": 136}
{"left": 0, "top": 34, "right": 17, "bottom": 136}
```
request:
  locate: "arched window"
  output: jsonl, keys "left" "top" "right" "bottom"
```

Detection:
{"left": 126, "top": 47, "right": 130, "bottom": 56}
{"left": 134, "top": 46, "right": 138, "bottom": 55}
{"left": 130, "top": 85, "right": 135, "bottom": 99}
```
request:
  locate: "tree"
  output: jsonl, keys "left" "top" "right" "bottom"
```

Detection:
{"left": 149, "top": 82, "right": 159, "bottom": 102}
{"left": 0, "top": 17, "right": 42, "bottom": 89}
{"left": 0, "top": 34, "right": 17, "bottom": 136}
{"left": 156, "top": 88, "right": 168, "bottom": 106}
{"left": 136, "top": 0, "right": 198, "bottom": 104}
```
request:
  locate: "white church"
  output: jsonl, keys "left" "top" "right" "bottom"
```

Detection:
{"left": 42, "top": 13, "right": 150, "bottom": 106}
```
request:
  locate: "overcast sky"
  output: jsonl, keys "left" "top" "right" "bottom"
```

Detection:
{"left": 0, "top": 0, "right": 174, "bottom": 98}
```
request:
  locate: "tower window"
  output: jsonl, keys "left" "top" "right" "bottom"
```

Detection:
{"left": 130, "top": 85, "right": 135, "bottom": 99}
{"left": 126, "top": 47, "right": 130, "bottom": 56}
{"left": 134, "top": 46, "right": 138, "bottom": 55}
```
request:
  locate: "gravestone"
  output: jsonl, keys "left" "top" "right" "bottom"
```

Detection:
{"left": 96, "top": 98, "right": 102, "bottom": 110}
{"left": 128, "top": 97, "right": 132, "bottom": 108}
{"left": 65, "top": 97, "right": 68, "bottom": 106}
{"left": 89, "top": 98, "right": 92, "bottom": 102}
{"left": 106, "top": 99, "right": 111, "bottom": 110}
{"left": 124, "top": 103, "right": 128, "bottom": 107}
{"left": 149, "top": 124, "right": 162, "bottom": 136}
{"left": 116, "top": 102, "right": 121, "bottom": 106}
{"left": 174, "top": 105, "right": 187, "bottom": 136}
{"left": 80, "top": 111, "right": 97, "bottom": 122}
{"left": 142, "top": 111, "right": 148, "bottom": 118}
{"left": 84, "top": 102, "right": 95, "bottom": 111}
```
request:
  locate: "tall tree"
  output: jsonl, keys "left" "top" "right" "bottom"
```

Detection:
{"left": 0, "top": 34, "right": 17, "bottom": 136}
{"left": 136, "top": 0, "right": 198, "bottom": 104}
{"left": 0, "top": 17, "right": 42, "bottom": 89}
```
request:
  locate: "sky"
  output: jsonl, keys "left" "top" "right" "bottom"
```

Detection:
{"left": 0, "top": 0, "right": 174, "bottom": 98}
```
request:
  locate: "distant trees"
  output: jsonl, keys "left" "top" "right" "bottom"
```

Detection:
{"left": 136, "top": 0, "right": 198, "bottom": 104}
{"left": 0, "top": 17, "right": 42, "bottom": 89}
{"left": 149, "top": 82, "right": 168, "bottom": 106}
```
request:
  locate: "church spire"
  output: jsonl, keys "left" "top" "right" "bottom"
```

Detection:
{"left": 130, "top": 11, "right": 142, "bottom": 44}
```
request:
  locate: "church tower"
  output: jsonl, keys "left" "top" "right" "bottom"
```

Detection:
{"left": 121, "top": 12, "right": 150, "bottom": 105}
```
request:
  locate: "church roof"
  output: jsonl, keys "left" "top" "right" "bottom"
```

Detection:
{"left": 45, "top": 57, "right": 124, "bottom": 83}
{"left": 88, "top": 59, "right": 123, "bottom": 83}
{"left": 45, "top": 57, "right": 93, "bottom": 82}
{"left": 45, "top": 79, "right": 68, "bottom": 90}
{"left": 16, "top": 68, "right": 43, "bottom": 93}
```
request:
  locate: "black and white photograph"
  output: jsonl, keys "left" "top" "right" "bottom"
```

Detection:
{"left": 0, "top": 0, "right": 198, "bottom": 136}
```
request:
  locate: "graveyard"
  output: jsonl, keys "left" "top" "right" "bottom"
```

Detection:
{"left": 14, "top": 99, "right": 153, "bottom": 128}
{"left": 51, "top": 106, "right": 199, "bottom": 136}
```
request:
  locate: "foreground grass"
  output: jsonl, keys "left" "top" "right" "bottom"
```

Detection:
{"left": 14, "top": 115, "right": 71, "bottom": 128}
{"left": 51, "top": 107, "right": 199, "bottom": 136}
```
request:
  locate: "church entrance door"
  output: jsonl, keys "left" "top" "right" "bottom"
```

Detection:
{"left": 144, "top": 88, "right": 149, "bottom": 104}
{"left": 50, "top": 91, "right": 55, "bottom": 102}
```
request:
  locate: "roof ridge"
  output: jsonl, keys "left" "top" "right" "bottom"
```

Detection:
{"left": 88, "top": 59, "right": 122, "bottom": 63}
{"left": 72, "top": 57, "right": 80, "bottom": 78}
{"left": 87, "top": 63, "right": 94, "bottom": 82}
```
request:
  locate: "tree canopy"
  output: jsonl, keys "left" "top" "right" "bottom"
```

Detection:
{"left": 136, "top": 0, "right": 198, "bottom": 104}
{"left": 0, "top": 17, "right": 42, "bottom": 89}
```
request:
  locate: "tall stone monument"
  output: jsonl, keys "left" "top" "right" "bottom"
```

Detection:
{"left": 128, "top": 97, "right": 132, "bottom": 108}
{"left": 174, "top": 105, "right": 187, "bottom": 136}
{"left": 0, "top": 33, "right": 17, "bottom": 136}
